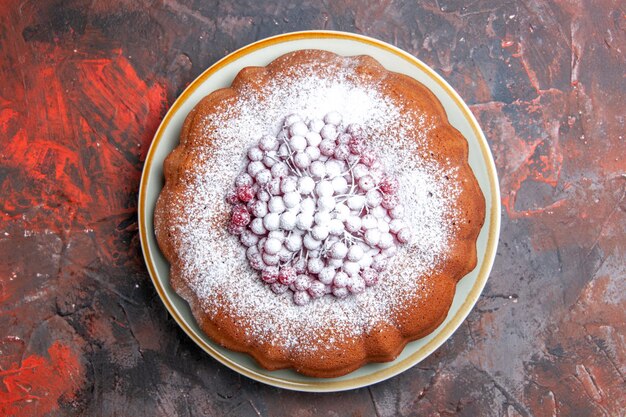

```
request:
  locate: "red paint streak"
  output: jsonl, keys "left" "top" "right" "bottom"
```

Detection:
{"left": 0, "top": 43, "right": 167, "bottom": 246}
{"left": 0, "top": 341, "right": 84, "bottom": 416}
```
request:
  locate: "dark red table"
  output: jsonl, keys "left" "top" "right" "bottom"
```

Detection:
{"left": 1, "top": 1, "right": 624, "bottom": 416}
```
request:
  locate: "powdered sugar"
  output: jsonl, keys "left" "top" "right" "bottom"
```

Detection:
{"left": 163, "top": 55, "right": 462, "bottom": 352}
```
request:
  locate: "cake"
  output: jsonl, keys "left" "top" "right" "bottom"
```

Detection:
{"left": 154, "top": 50, "right": 485, "bottom": 378}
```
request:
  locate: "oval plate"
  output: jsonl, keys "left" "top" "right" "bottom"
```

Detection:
{"left": 138, "top": 30, "right": 500, "bottom": 392}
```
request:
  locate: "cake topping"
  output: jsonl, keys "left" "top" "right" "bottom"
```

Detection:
{"left": 226, "top": 112, "right": 412, "bottom": 305}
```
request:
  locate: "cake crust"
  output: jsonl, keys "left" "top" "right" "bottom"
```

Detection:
{"left": 154, "top": 50, "right": 485, "bottom": 378}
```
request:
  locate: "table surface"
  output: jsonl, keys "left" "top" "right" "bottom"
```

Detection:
{"left": 1, "top": 1, "right": 624, "bottom": 416}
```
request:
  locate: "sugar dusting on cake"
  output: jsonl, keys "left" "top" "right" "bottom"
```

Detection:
{"left": 165, "top": 55, "right": 462, "bottom": 353}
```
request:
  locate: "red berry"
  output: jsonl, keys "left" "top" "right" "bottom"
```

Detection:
{"left": 379, "top": 176, "right": 399, "bottom": 194}
{"left": 225, "top": 190, "right": 240, "bottom": 205}
{"left": 236, "top": 185, "right": 255, "bottom": 202}
{"left": 231, "top": 205, "right": 250, "bottom": 227}
{"left": 261, "top": 266, "right": 279, "bottom": 283}
{"left": 308, "top": 281, "right": 326, "bottom": 298}
{"left": 293, "top": 258, "right": 307, "bottom": 274}
{"left": 270, "top": 282, "right": 289, "bottom": 294}
{"left": 381, "top": 194, "right": 399, "bottom": 209}
{"left": 278, "top": 266, "right": 296, "bottom": 285}
{"left": 348, "top": 136, "right": 365, "bottom": 154}
{"left": 360, "top": 149, "right": 377, "bottom": 166}
{"left": 248, "top": 253, "right": 266, "bottom": 270}
{"left": 227, "top": 223, "right": 244, "bottom": 235}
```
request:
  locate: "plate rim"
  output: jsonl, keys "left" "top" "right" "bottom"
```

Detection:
{"left": 138, "top": 30, "right": 501, "bottom": 392}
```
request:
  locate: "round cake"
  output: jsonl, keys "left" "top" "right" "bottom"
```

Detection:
{"left": 154, "top": 50, "right": 485, "bottom": 378}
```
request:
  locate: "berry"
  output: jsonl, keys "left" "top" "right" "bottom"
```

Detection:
{"left": 300, "top": 198, "right": 316, "bottom": 213}
{"left": 284, "top": 113, "right": 302, "bottom": 126}
{"left": 293, "top": 257, "right": 307, "bottom": 274}
{"left": 371, "top": 206, "right": 387, "bottom": 219}
{"left": 314, "top": 211, "right": 331, "bottom": 226}
{"left": 259, "top": 135, "right": 278, "bottom": 151}
{"left": 308, "top": 118, "right": 325, "bottom": 133}
{"left": 320, "top": 124, "right": 337, "bottom": 140}
{"left": 262, "top": 266, "right": 279, "bottom": 283}
{"left": 231, "top": 205, "right": 250, "bottom": 227}
{"left": 271, "top": 162, "right": 289, "bottom": 178}
{"left": 348, "top": 136, "right": 365, "bottom": 154}
{"left": 365, "top": 229, "right": 381, "bottom": 246}
{"left": 263, "top": 213, "right": 280, "bottom": 231}
{"left": 236, "top": 185, "right": 255, "bottom": 202}
{"left": 358, "top": 175, "right": 375, "bottom": 191}
{"left": 324, "top": 111, "right": 342, "bottom": 125}
{"left": 262, "top": 151, "right": 277, "bottom": 167}
{"left": 337, "top": 133, "right": 351, "bottom": 145}
{"left": 289, "top": 121, "right": 308, "bottom": 137}
{"left": 308, "top": 281, "right": 326, "bottom": 298}
{"left": 397, "top": 227, "right": 412, "bottom": 243}
{"left": 247, "top": 146, "right": 264, "bottom": 161}
{"left": 250, "top": 201, "right": 268, "bottom": 218}
{"left": 333, "top": 271, "right": 350, "bottom": 287}
{"left": 294, "top": 152, "right": 311, "bottom": 168}
{"left": 360, "top": 149, "right": 377, "bottom": 166}
{"left": 318, "top": 267, "right": 336, "bottom": 284}
{"left": 319, "top": 139, "right": 336, "bottom": 156}
{"left": 307, "top": 258, "right": 324, "bottom": 274}
{"left": 332, "top": 176, "right": 349, "bottom": 194}
{"left": 235, "top": 173, "right": 253, "bottom": 187}
{"left": 333, "top": 203, "right": 350, "bottom": 221}
{"left": 285, "top": 233, "right": 303, "bottom": 251}
{"left": 381, "top": 194, "right": 399, "bottom": 209}
{"left": 325, "top": 160, "right": 342, "bottom": 178}
{"left": 330, "top": 241, "right": 348, "bottom": 259}
{"left": 379, "top": 176, "right": 399, "bottom": 194}
{"left": 262, "top": 252, "right": 279, "bottom": 266}
{"left": 283, "top": 191, "right": 301, "bottom": 209}
{"left": 390, "top": 204, "right": 405, "bottom": 219}
{"left": 303, "top": 233, "right": 322, "bottom": 250}
{"left": 305, "top": 131, "right": 322, "bottom": 147}
{"left": 279, "top": 210, "right": 297, "bottom": 231}
{"left": 255, "top": 169, "right": 271, "bottom": 185}
{"left": 268, "top": 196, "right": 286, "bottom": 213}
{"left": 328, "top": 219, "right": 345, "bottom": 235}
{"left": 361, "top": 268, "right": 379, "bottom": 286}
{"left": 348, "top": 276, "right": 366, "bottom": 294}
{"left": 347, "top": 195, "right": 366, "bottom": 211}
{"left": 305, "top": 145, "right": 321, "bottom": 161}
{"left": 257, "top": 190, "right": 270, "bottom": 202}
{"left": 371, "top": 256, "right": 388, "bottom": 272}
{"left": 247, "top": 160, "right": 264, "bottom": 176}
{"left": 311, "top": 224, "right": 329, "bottom": 241}
{"left": 366, "top": 189, "right": 383, "bottom": 207}
{"left": 248, "top": 253, "right": 266, "bottom": 270}
{"left": 267, "top": 178, "right": 281, "bottom": 195}
{"left": 343, "top": 261, "right": 360, "bottom": 276}
{"left": 250, "top": 218, "right": 266, "bottom": 235}
{"left": 289, "top": 135, "right": 307, "bottom": 151}
{"left": 296, "top": 213, "right": 314, "bottom": 230}
{"left": 315, "top": 181, "right": 333, "bottom": 197}
{"left": 270, "top": 282, "right": 289, "bottom": 294}
{"left": 378, "top": 218, "right": 390, "bottom": 233}
{"left": 297, "top": 176, "right": 315, "bottom": 195}
{"left": 345, "top": 216, "right": 362, "bottom": 233}
{"left": 309, "top": 160, "right": 326, "bottom": 178}
{"left": 378, "top": 233, "right": 394, "bottom": 249}
{"left": 362, "top": 214, "right": 378, "bottom": 229}
{"left": 346, "top": 123, "right": 364, "bottom": 137}
{"left": 293, "top": 291, "right": 311, "bottom": 306}
{"left": 264, "top": 238, "right": 282, "bottom": 255}
{"left": 332, "top": 286, "right": 349, "bottom": 299}
{"left": 294, "top": 275, "right": 312, "bottom": 291}
{"left": 278, "top": 267, "right": 296, "bottom": 285}
{"left": 317, "top": 196, "right": 336, "bottom": 212}
{"left": 225, "top": 190, "right": 239, "bottom": 205}
{"left": 228, "top": 223, "right": 244, "bottom": 235}
{"left": 353, "top": 163, "right": 368, "bottom": 178}
{"left": 240, "top": 230, "right": 259, "bottom": 247}
{"left": 347, "top": 245, "right": 364, "bottom": 262}
{"left": 389, "top": 219, "right": 406, "bottom": 234}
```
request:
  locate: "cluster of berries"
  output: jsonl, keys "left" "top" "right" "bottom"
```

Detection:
{"left": 226, "top": 112, "right": 411, "bottom": 305}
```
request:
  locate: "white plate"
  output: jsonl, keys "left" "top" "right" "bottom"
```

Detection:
{"left": 138, "top": 31, "right": 500, "bottom": 392}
